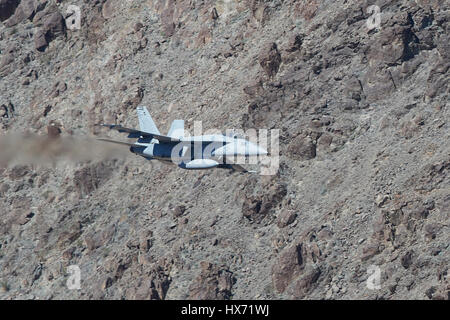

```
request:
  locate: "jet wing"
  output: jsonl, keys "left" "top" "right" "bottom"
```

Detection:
{"left": 100, "top": 124, "right": 181, "bottom": 143}
{"left": 96, "top": 138, "right": 145, "bottom": 147}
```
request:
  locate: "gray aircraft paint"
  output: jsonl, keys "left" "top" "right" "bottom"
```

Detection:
{"left": 99, "top": 106, "right": 267, "bottom": 172}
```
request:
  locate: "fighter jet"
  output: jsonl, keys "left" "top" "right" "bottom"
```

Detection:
{"left": 98, "top": 106, "right": 268, "bottom": 172}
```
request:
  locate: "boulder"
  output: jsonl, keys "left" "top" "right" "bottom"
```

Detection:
{"left": 276, "top": 210, "right": 297, "bottom": 228}
{"left": 259, "top": 43, "right": 281, "bottom": 78}
{"left": 188, "top": 262, "right": 235, "bottom": 300}
{"left": 0, "top": 0, "right": 20, "bottom": 22}
{"left": 288, "top": 135, "right": 316, "bottom": 160}
{"left": 4, "top": 0, "right": 43, "bottom": 27}
{"left": 272, "top": 243, "right": 304, "bottom": 293}
{"left": 34, "top": 7, "right": 65, "bottom": 52}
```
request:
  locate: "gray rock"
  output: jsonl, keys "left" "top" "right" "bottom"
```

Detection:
{"left": 0, "top": 0, "right": 448, "bottom": 301}
{"left": 259, "top": 42, "right": 281, "bottom": 78}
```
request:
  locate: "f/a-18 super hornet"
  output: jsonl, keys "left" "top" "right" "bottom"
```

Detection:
{"left": 98, "top": 106, "right": 268, "bottom": 172}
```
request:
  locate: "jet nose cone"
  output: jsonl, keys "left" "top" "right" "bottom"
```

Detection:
{"left": 258, "top": 146, "right": 268, "bottom": 156}
{"left": 248, "top": 142, "right": 268, "bottom": 156}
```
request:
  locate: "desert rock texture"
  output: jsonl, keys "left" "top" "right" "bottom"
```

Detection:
{"left": 0, "top": 0, "right": 449, "bottom": 299}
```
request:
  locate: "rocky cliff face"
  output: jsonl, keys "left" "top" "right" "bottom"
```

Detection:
{"left": 0, "top": 0, "right": 448, "bottom": 299}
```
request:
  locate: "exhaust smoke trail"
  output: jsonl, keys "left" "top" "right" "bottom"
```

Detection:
{"left": 0, "top": 133, "right": 130, "bottom": 167}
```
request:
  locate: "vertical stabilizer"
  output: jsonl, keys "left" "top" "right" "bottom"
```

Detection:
{"left": 168, "top": 120, "right": 184, "bottom": 139}
{"left": 136, "top": 106, "right": 160, "bottom": 134}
